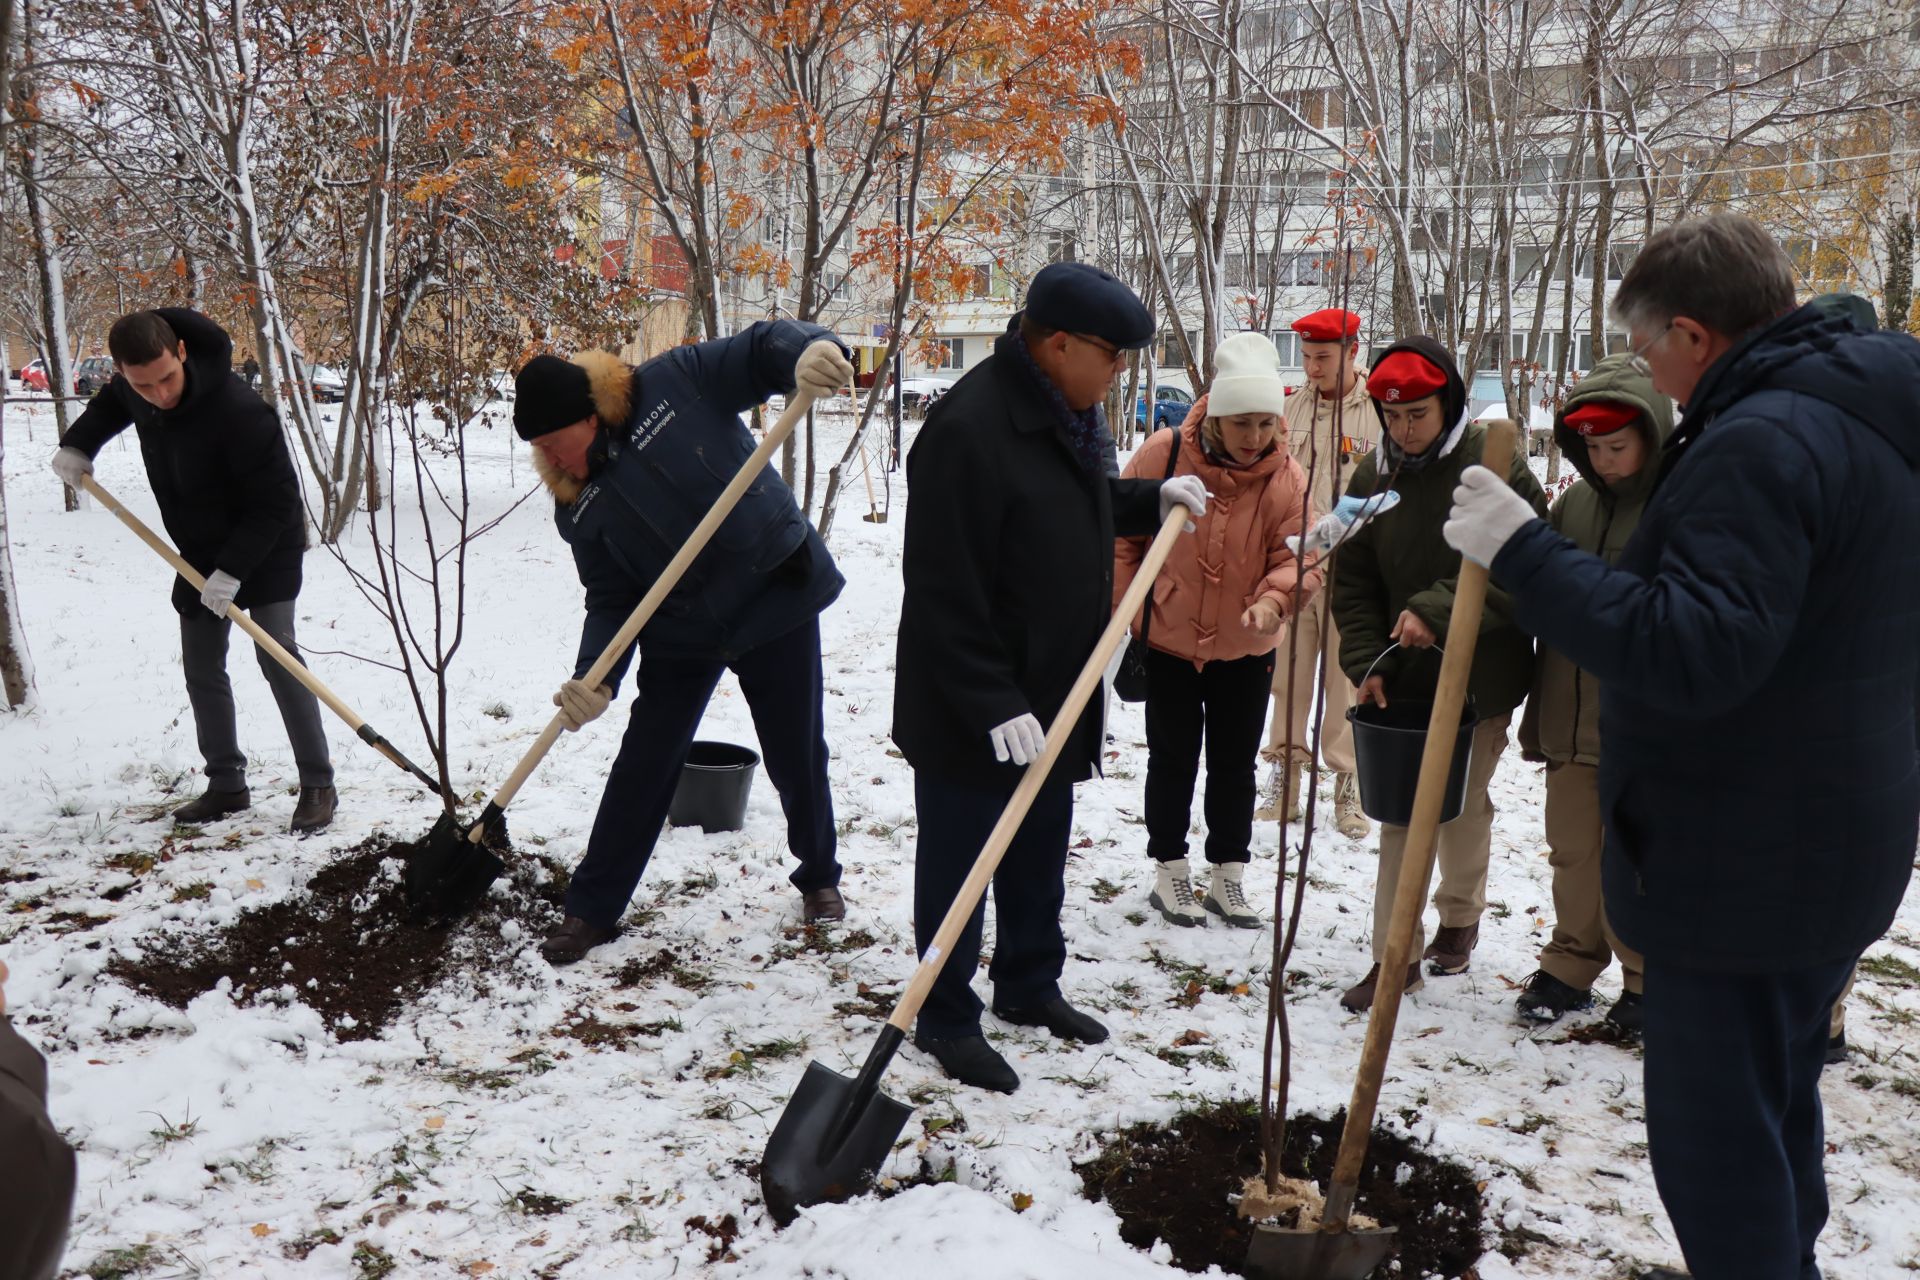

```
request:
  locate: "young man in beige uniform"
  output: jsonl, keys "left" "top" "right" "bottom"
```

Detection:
{"left": 1258, "top": 308, "right": 1381, "bottom": 838}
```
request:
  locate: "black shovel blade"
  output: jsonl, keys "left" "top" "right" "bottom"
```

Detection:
{"left": 404, "top": 809, "right": 505, "bottom": 919}
{"left": 762, "top": 1051, "right": 913, "bottom": 1226}
{"left": 1245, "top": 1222, "right": 1397, "bottom": 1280}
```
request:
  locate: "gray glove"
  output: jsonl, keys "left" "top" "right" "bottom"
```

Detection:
{"left": 199, "top": 570, "right": 241, "bottom": 616}
{"left": 50, "top": 446, "right": 92, "bottom": 490}
{"left": 794, "top": 339, "right": 854, "bottom": 399}
{"left": 553, "top": 678, "right": 613, "bottom": 731}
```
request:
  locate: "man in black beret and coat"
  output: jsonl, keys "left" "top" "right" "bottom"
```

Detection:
{"left": 893, "top": 263, "right": 1209, "bottom": 1092}
{"left": 514, "top": 323, "right": 856, "bottom": 965}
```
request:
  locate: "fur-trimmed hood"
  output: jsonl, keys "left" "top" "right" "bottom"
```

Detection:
{"left": 531, "top": 348, "right": 635, "bottom": 506}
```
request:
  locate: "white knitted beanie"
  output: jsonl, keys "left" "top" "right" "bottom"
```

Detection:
{"left": 1207, "top": 332, "right": 1288, "bottom": 418}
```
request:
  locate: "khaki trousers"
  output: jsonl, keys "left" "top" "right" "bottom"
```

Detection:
{"left": 1538, "top": 761, "right": 1645, "bottom": 993}
{"left": 1830, "top": 966, "right": 1855, "bottom": 1039}
{"left": 1263, "top": 597, "right": 1357, "bottom": 775}
{"left": 1371, "top": 714, "right": 1511, "bottom": 962}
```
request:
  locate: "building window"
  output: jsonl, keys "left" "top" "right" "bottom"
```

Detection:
{"left": 935, "top": 338, "right": 965, "bottom": 370}
{"left": 1271, "top": 332, "right": 1302, "bottom": 367}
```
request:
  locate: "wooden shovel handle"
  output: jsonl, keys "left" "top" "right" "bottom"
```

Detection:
{"left": 886, "top": 502, "right": 1192, "bottom": 1033}
{"left": 471, "top": 391, "right": 818, "bottom": 836}
{"left": 1321, "top": 420, "right": 1520, "bottom": 1228}
{"left": 82, "top": 473, "right": 368, "bottom": 732}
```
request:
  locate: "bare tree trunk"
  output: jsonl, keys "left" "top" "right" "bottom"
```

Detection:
{"left": 0, "top": 337, "right": 34, "bottom": 708}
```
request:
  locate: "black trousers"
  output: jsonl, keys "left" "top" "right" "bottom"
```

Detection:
{"left": 563, "top": 617, "right": 839, "bottom": 928}
{"left": 1143, "top": 647, "right": 1273, "bottom": 865}
{"left": 178, "top": 599, "right": 333, "bottom": 790}
{"left": 1642, "top": 953, "right": 1858, "bottom": 1280}
{"left": 910, "top": 769, "right": 1074, "bottom": 1040}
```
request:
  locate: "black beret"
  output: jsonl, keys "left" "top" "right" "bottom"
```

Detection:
{"left": 1022, "top": 262, "right": 1154, "bottom": 350}
{"left": 513, "top": 354, "right": 596, "bottom": 441}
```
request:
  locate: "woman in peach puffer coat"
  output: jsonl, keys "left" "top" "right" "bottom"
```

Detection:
{"left": 1115, "top": 332, "right": 1322, "bottom": 930}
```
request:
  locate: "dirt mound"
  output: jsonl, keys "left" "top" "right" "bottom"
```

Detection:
{"left": 107, "top": 828, "right": 565, "bottom": 1040}
{"left": 1079, "top": 1100, "right": 1484, "bottom": 1278}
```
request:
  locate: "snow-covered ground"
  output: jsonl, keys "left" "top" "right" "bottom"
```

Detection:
{"left": 2, "top": 394, "right": 1917, "bottom": 1280}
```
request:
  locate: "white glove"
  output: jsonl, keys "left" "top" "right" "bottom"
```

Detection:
{"left": 199, "top": 570, "right": 241, "bottom": 616}
{"left": 794, "top": 339, "right": 854, "bottom": 399}
{"left": 988, "top": 712, "right": 1046, "bottom": 766}
{"left": 553, "top": 678, "right": 613, "bottom": 731}
{"left": 1443, "top": 465, "right": 1540, "bottom": 568}
{"left": 1286, "top": 491, "right": 1402, "bottom": 559}
{"left": 1158, "top": 474, "right": 1210, "bottom": 532}
{"left": 50, "top": 446, "right": 92, "bottom": 490}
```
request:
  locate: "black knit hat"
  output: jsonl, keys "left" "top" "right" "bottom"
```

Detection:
{"left": 513, "top": 354, "right": 596, "bottom": 440}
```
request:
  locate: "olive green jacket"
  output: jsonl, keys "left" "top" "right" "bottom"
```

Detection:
{"left": 1519, "top": 354, "right": 1676, "bottom": 765}
{"left": 1332, "top": 421, "right": 1549, "bottom": 716}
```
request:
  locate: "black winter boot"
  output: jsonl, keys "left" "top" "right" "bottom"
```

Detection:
{"left": 991, "top": 997, "right": 1108, "bottom": 1043}
{"left": 914, "top": 1034, "right": 1019, "bottom": 1093}
{"left": 1516, "top": 970, "right": 1595, "bottom": 1023}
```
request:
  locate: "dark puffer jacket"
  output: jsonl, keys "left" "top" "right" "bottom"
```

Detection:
{"left": 533, "top": 321, "right": 846, "bottom": 682}
{"left": 62, "top": 308, "right": 306, "bottom": 613}
{"left": 1493, "top": 302, "right": 1920, "bottom": 973}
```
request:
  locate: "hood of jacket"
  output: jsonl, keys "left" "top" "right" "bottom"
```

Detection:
{"left": 532, "top": 348, "right": 633, "bottom": 505}
{"left": 1176, "top": 393, "right": 1291, "bottom": 486}
{"left": 1369, "top": 334, "right": 1469, "bottom": 471}
{"left": 1681, "top": 298, "right": 1920, "bottom": 472}
{"left": 1554, "top": 353, "right": 1676, "bottom": 505}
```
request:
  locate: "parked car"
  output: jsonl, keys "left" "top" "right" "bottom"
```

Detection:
{"left": 487, "top": 370, "right": 516, "bottom": 402}
{"left": 297, "top": 360, "right": 346, "bottom": 403}
{"left": 74, "top": 356, "right": 114, "bottom": 399}
{"left": 1135, "top": 382, "right": 1194, "bottom": 431}
{"left": 18, "top": 358, "right": 49, "bottom": 393}
{"left": 1466, "top": 372, "right": 1510, "bottom": 422}
{"left": 896, "top": 374, "right": 958, "bottom": 417}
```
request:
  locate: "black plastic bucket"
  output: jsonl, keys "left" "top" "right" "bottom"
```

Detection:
{"left": 1346, "top": 699, "right": 1477, "bottom": 827}
{"left": 667, "top": 740, "right": 760, "bottom": 832}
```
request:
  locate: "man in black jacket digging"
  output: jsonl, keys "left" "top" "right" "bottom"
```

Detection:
{"left": 517, "top": 322, "right": 855, "bottom": 964}
{"left": 893, "top": 263, "right": 1208, "bottom": 1092}
{"left": 1444, "top": 214, "right": 1920, "bottom": 1280}
{"left": 51, "top": 309, "right": 335, "bottom": 833}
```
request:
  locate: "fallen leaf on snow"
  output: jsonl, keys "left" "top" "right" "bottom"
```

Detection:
{"left": 250, "top": 1224, "right": 273, "bottom": 1237}
{"left": 424, "top": 1114, "right": 446, "bottom": 1130}
{"left": 1011, "top": 1192, "right": 1034, "bottom": 1213}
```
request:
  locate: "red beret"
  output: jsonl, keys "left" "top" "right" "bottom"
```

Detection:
{"left": 1291, "top": 309, "right": 1362, "bottom": 343}
{"left": 1367, "top": 350, "right": 1447, "bottom": 404}
{"left": 1564, "top": 400, "right": 1640, "bottom": 436}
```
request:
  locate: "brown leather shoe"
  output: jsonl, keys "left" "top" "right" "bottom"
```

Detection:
{"left": 1339, "top": 962, "right": 1423, "bottom": 1013}
{"left": 1423, "top": 923, "right": 1480, "bottom": 975}
{"left": 290, "top": 785, "right": 336, "bottom": 835}
{"left": 171, "top": 786, "right": 251, "bottom": 824}
{"left": 802, "top": 885, "right": 846, "bottom": 924}
{"left": 540, "top": 916, "right": 619, "bottom": 966}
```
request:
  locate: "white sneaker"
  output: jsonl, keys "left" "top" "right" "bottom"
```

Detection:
{"left": 1149, "top": 858, "right": 1207, "bottom": 927}
{"left": 1203, "top": 861, "right": 1262, "bottom": 928}
{"left": 1333, "top": 772, "right": 1370, "bottom": 840}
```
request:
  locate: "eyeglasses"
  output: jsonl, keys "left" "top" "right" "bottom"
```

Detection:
{"left": 1068, "top": 332, "right": 1127, "bottom": 366}
{"left": 1625, "top": 324, "right": 1673, "bottom": 376}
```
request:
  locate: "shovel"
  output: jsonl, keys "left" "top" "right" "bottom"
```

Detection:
{"left": 1245, "top": 420, "right": 1519, "bottom": 1280}
{"left": 78, "top": 474, "right": 446, "bottom": 799}
{"left": 761, "top": 499, "right": 1193, "bottom": 1226}
{"left": 404, "top": 389, "right": 820, "bottom": 917}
